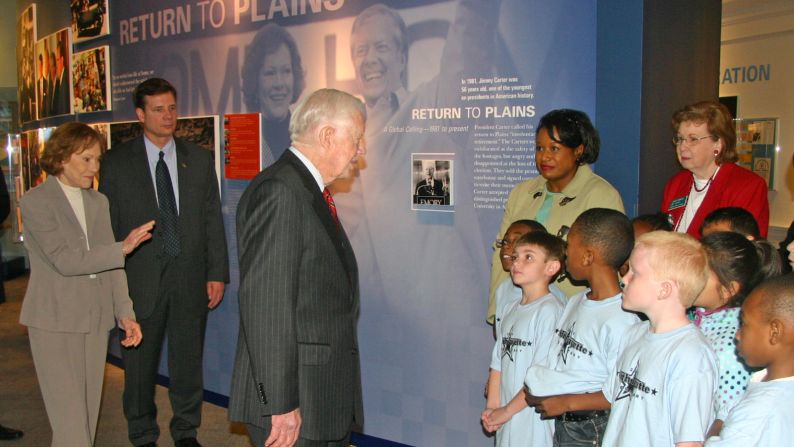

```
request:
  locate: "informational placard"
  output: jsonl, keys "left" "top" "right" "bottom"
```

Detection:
{"left": 735, "top": 117, "right": 777, "bottom": 189}
{"left": 223, "top": 113, "right": 262, "bottom": 180}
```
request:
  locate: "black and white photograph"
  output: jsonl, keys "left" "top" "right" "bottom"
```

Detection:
{"left": 34, "top": 29, "right": 72, "bottom": 118}
{"left": 72, "top": 46, "right": 111, "bottom": 113}
{"left": 70, "top": 0, "right": 109, "bottom": 43}
{"left": 411, "top": 154, "right": 453, "bottom": 210}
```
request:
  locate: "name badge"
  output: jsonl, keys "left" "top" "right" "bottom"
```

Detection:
{"left": 668, "top": 196, "right": 687, "bottom": 211}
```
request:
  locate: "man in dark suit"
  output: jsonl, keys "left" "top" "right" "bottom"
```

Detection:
{"left": 230, "top": 88, "right": 366, "bottom": 447}
{"left": 50, "top": 42, "right": 70, "bottom": 116}
{"left": 99, "top": 78, "right": 228, "bottom": 447}
{"left": 413, "top": 164, "right": 447, "bottom": 205}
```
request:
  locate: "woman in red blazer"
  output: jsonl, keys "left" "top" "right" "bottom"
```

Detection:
{"left": 662, "top": 100, "right": 769, "bottom": 238}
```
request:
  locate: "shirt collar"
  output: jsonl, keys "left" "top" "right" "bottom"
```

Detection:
{"left": 143, "top": 134, "right": 176, "bottom": 160}
{"left": 289, "top": 147, "right": 324, "bottom": 191}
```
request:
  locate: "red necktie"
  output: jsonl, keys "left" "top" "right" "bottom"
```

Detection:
{"left": 323, "top": 187, "right": 340, "bottom": 229}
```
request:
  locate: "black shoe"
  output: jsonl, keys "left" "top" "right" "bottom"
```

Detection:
{"left": 0, "top": 424, "right": 23, "bottom": 440}
{"left": 174, "top": 438, "right": 201, "bottom": 447}
{"left": 138, "top": 443, "right": 156, "bottom": 447}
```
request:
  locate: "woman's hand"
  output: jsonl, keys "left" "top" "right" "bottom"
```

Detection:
{"left": 118, "top": 318, "right": 142, "bottom": 347}
{"left": 122, "top": 220, "right": 155, "bottom": 256}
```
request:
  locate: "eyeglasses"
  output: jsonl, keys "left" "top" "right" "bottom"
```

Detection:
{"left": 495, "top": 238, "right": 516, "bottom": 249}
{"left": 672, "top": 135, "right": 715, "bottom": 146}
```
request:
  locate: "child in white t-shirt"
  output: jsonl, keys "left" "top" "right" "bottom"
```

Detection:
{"left": 706, "top": 275, "right": 794, "bottom": 446}
{"left": 482, "top": 232, "right": 565, "bottom": 447}
{"left": 602, "top": 231, "right": 718, "bottom": 447}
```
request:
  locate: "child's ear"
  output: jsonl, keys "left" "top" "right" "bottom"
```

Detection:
{"left": 658, "top": 280, "right": 673, "bottom": 301}
{"left": 581, "top": 247, "right": 594, "bottom": 267}
{"left": 769, "top": 319, "right": 783, "bottom": 346}
{"left": 546, "top": 259, "right": 562, "bottom": 277}
{"left": 722, "top": 280, "right": 740, "bottom": 304}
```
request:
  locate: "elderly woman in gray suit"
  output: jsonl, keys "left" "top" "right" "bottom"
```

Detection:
{"left": 19, "top": 122, "right": 154, "bottom": 446}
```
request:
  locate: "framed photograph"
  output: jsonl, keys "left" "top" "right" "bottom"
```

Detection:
{"left": 21, "top": 128, "right": 55, "bottom": 192}
{"left": 110, "top": 116, "right": 222, "bottom": 190}
{"left": 35, "top": 28, "right": 73, "bottom": 118}
{"left": 411, "top": 153, "right": 454, "bottom": 212}
{"left": 735, "top": 117, "right": 777, "bottom": 189}
{"left": 72, "top": 46, "right": 111, "bottom": 113}
{"left": 16, "top": 5, "right": 37, "bottom": 123}
{"left": 71, "top": 0, "right": 110, "bottom": 43}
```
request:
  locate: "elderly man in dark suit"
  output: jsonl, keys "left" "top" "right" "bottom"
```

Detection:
{"left": 99, "top": 78, "right": 228, "bottom": 447}
{"left": 230, "top": 88, "right": 366, "bottom": 447}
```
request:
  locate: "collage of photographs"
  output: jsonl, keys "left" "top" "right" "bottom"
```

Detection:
{"left": 12, "top": 0, "right": 222, "bottom": 238}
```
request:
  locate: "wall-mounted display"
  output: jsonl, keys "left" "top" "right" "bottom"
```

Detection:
{"left": 223, "top": 113, "right": 262, "bottom": 180}
{"left": 411, "top": 154, "right": 453, "bottom": 211}
{"left": 71, "top": 0, "right": 109, "bottom": 43}
{"left": 72, "top": 46, "right": 111, "bottom": 113}
{"left": 16, "top": 4, "right": 37, "bottom": 123}
{"left": 110, "top": 116, "right": 221, "bottom": 188}
{"left": 35, "top": 29, "right": 73, "bottom": 119}
{"left": 21, "top": 127, "right": 54, "bottom": 192}
{"left": 735, "top": 117, "right": 777, "bottom": 189}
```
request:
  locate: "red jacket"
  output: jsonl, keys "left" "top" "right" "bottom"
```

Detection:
{"left": 661, "top": 162, "right": 769, "bottom": 238}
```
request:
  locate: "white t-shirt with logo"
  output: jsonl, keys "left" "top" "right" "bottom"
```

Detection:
{"left": 602, "top": 322, "right": 718, "bottom": 446}
{"left": 526, "top": 290, "right": 640, "bottom": 396}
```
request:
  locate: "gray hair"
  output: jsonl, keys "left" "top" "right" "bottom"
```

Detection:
{"left": 289, "top": 89, "right": 366, "bottom": 142}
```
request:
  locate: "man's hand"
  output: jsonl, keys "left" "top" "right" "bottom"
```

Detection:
{"left": 266, "top": 408, "right": 301, "bottom": 447}
{"left": 207, "top": 281, "right": 225, "bottom": 309}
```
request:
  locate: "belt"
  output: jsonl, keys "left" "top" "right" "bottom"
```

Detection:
{"left": 555, "top": 410, "right": 609, "bottom": 422}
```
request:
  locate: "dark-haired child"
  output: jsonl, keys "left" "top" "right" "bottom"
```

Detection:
{"left": 493, "top": 220, "right": 566, "bottom": 332}
{"left": 602, "top": 231, "right": 718, "bottom": 446}
{"left": 692, "top": 231, "right": 781, "bottom": 436}
{"left": 482, "top": 232, "right": 566, "bottom": 446}
{"left": 700, "top": 207, "right": 761, "bottom": 239}
{"left": 632, "top": 212, "right": 673, "bottom": 235}
{"left": 705, "top": 275, "right": 794, "bottom": 446}
{"left": 525, "top": 208, "right": 639, "bottom": 446}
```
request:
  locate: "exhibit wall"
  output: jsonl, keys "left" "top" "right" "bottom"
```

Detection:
{"left": 720, "top": 1, "right": 794, "bottom": 231}
{"left": 17, "top": 0, "right": 599, "bottom": 445}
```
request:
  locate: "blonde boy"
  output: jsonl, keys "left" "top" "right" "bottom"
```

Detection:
{"left": 602, "top": 231, "right": 718, "bottom": 447}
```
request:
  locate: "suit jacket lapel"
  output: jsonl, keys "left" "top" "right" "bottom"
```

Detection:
{"left": 43, "top": 177, "right": 86, "bottom": 244}
{"left": 175, "top": 140, "right": 189, "bottom": 219}
{"left": 82, "top": 189, "right": 98, "bottom": 246}
{"left": 283, "top": 152, "right": 356, "bottom": 282}
{"left": 132, "top": 137, "right": 159, "bottom": 216}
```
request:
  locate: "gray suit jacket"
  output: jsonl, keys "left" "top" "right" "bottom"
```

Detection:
{"left": 229, "top": 150, "right": 363, "bottom": 440}
{"left": 20, "top": 176, "right": 134, "bottom": 332}
{"left": 99, "top": 136, "right": 228, "bottom": 318}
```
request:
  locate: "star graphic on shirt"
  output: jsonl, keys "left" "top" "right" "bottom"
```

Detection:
{"left": 615, "top": 363, "right": 639, "bottom": 401}
{"left": 501, "top": 330, "right": 531, "bottom": 363}
{"left": 556, "top": 322, "right": 593, "bottom": 364}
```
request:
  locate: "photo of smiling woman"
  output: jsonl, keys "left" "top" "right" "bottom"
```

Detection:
{"left": 241, "top": 23, "right": 306, "bottom": 168}
{"left": 661, "top": 100, "right": 769, "bottom": 239}
{"left": 487, "top": 109, "right": 624, "bottom": 323}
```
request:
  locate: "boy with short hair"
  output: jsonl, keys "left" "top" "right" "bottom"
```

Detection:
{"left": 482, "top": 232, "right": 566, "bottom": 446}
{"left": 525, "top": 208, "right": 640, "bottom": 447}
{"left": 700, "top": 206, "right": 761, "bottom": 239}
{"left": 705, "top": 275, "right": 794, "bottom": 446}
{"left": 602, "top": 231, "right": 718, "bottom": 447}
{"left": 492, "top": 219, "right": 565, "bottom": 330}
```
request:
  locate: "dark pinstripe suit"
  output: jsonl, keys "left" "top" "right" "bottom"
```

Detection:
{"left": 229, "top": 150, "right": 363, "bottom": 442}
